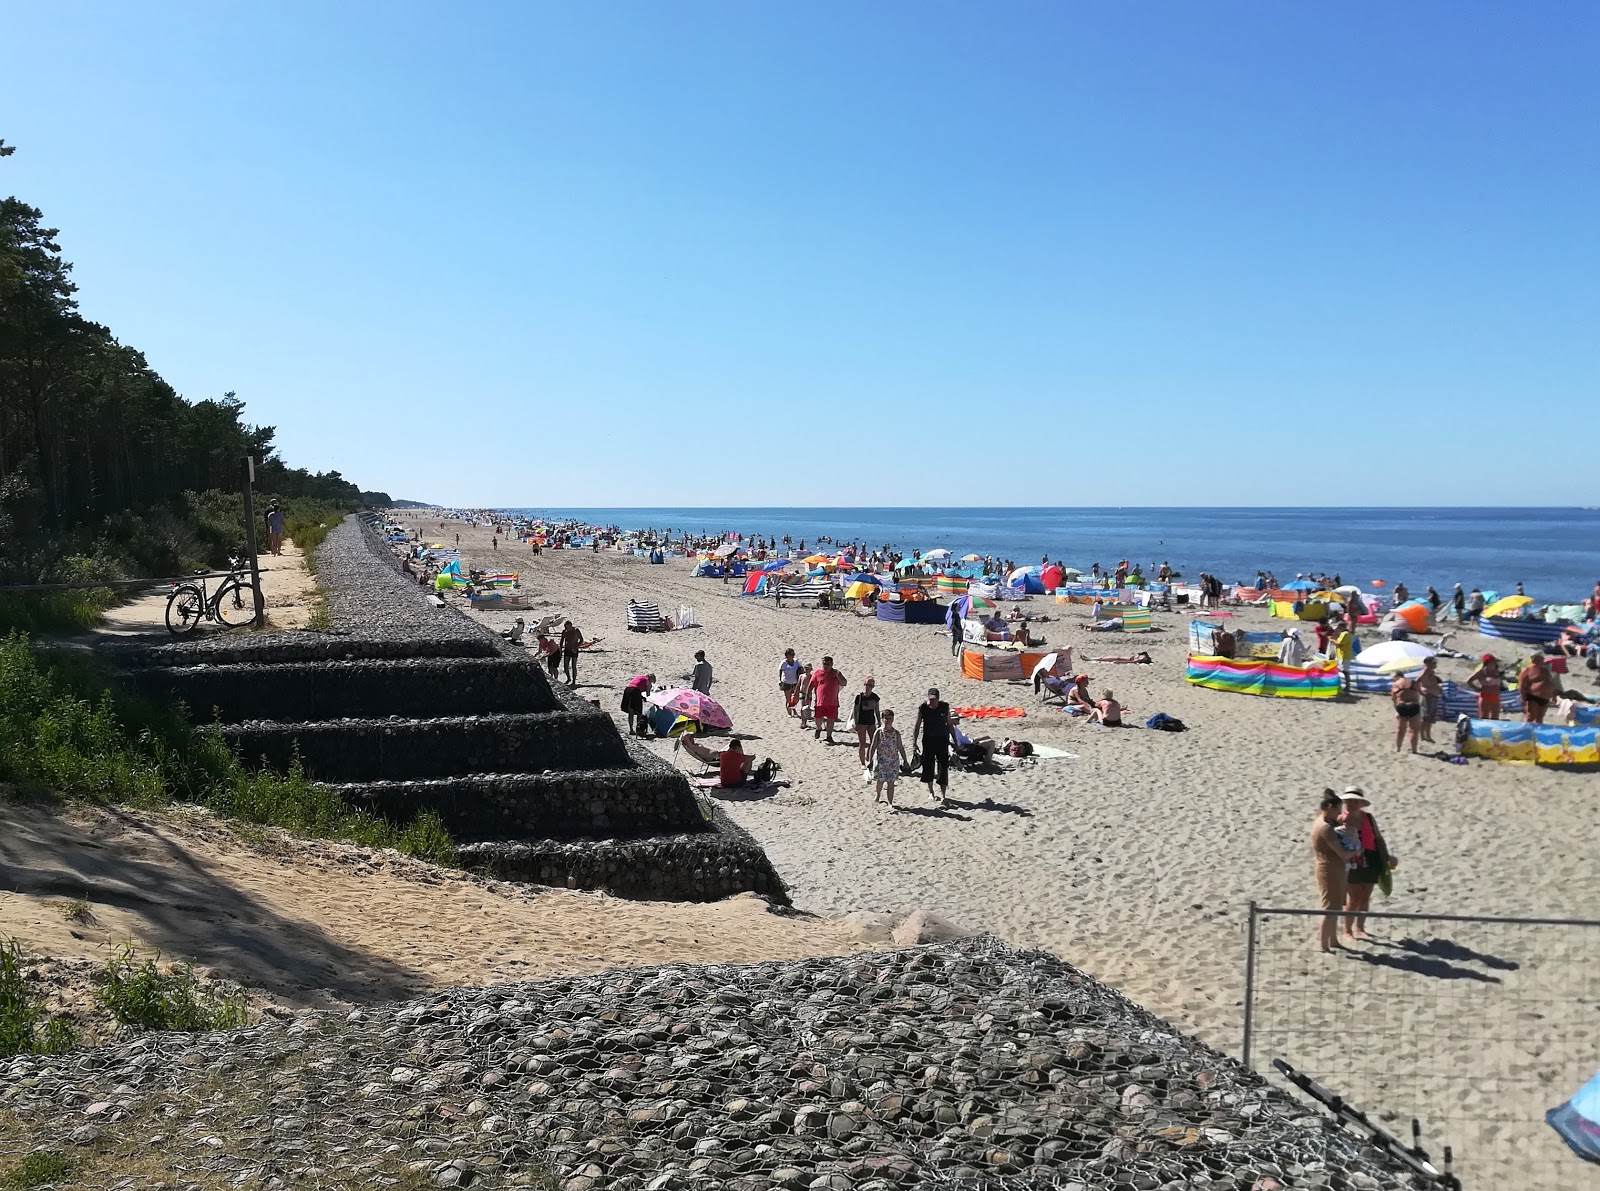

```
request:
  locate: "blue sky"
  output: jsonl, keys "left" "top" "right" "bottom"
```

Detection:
{"left": 3, "top": 2, "right": 1596, "bottom": 506}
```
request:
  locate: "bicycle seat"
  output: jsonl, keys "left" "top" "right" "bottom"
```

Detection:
{"left": 193, "top": 569, "right": 208, "bottom": 576}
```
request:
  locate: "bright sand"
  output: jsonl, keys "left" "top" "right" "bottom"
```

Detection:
{"left": 421, "top": 516, "right": 1600, "bottom": 1177}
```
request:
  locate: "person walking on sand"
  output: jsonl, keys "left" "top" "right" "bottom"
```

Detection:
{"left": 949, "top": 605, "right": 965, "bottom": 657}
{"left": 264, "top": 503, "right": 285, "bottom": 557}
{"left": 1340, "top": 789, "right": 1391, "bottom": 941}
{"left": 810, "top": 656, "right": 847, "bottom": 744}
{"left": 559, "top": 619, "right": 583, "bottom": 687}
{"left": 1467, "top": 654, "right": 1503, "bottom": 720}
{"left": 796, "top": 663, "right": 816, "bottom": 729}
{"left": 851, "top": 677, "right": 882, "bottom": 766}
{"left": 1415, "top": 656, "right": 1443, "bottom": 742}
{"left": 869, "top": 709, "right": 909, "bottom": 810}
{"left": 1519, "top": 654, "right": 1557, "bottom": 724}
{"left": 691, "top": 650, "right": 713, "bottom": 694}
{"left": 1312, "top": 789, "right": 1364, "bottom": 953}
{"left": 1391, "top": 670, "right": 1422, "bottom": 753}
{"left": 913, "top": 688, "right": 952, "bottom": 802}
{"left": 1452, "top": 582, "right": 1466, "bottom": 623}
{"left": 778, "top": 649, "right": 803, "bottom": 717}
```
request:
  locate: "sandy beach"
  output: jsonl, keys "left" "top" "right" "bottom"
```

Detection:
{"left": 417, "top": 515, "right": 1600, "bottom": 1180}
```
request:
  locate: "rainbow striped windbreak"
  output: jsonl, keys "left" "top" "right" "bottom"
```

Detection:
{"left": 1185, "top": 655, "right": 1342, "bottom": 699}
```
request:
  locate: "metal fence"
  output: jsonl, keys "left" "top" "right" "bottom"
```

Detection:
{"left": 1241, "top": 904, "right": 1600, "bottom": 1189}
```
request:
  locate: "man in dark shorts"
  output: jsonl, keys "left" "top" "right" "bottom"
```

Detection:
{"left": 1519, "top": 655, "right": 1556, "bottom": 724}
{"left": 559, "top": 619, "right": 583, "bottom": 687}
{"left": 913, "top": 687, "right": 952, "bottom": 803}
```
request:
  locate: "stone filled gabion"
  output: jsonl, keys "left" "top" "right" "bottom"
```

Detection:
{"left": 2, "top": 939, "right": 1421, "bottom": 1190}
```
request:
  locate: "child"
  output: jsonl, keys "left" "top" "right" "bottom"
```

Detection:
{"left": 870, "top": 709, "right": 909, "bottom": 810}
{"left": 797, "top": 663, "right": 815, "bottom": 729}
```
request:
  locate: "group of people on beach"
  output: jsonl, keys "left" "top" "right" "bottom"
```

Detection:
{"left": 1310, "top": 787, "right": 1395, "bottom": 952}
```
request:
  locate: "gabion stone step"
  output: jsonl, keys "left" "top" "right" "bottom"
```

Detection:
{"left": 127, "top": 656, "right": 558, "bottom": 723}
{"left": 456, "top": 822, "right": 789, "bottom": 905}
{"left": 326, "top": 768, "right": 705, "bottom": 843}
{"left": 103, "top": 632, "right": 501, "bottom": 667}
{"left": 221, "top": 711, "right": 631, "bottom": 782}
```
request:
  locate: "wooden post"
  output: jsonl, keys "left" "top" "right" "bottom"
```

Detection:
{"left": 242, "top": 456, "right": 265, "bottom": 628}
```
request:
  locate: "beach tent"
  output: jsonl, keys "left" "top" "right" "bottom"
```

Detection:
{"left": 1389, "top": 600, "right": 1432, "bottom": 633}
{"left": 1186, "top": 655, "right": 1342, "bottom": 699}
{"left": 1462, "top": 719, "right": 1599, "bottom": 768}
{"left": 1039, "top": 565, "right": 1065, "bottom": 592}
{"left": 1009, "top": 571, "right": 1048, "bottom": 595}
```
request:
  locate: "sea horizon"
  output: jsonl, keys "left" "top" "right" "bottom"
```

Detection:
{"left": 468, "top": 506, "right": 1600, "bottom": 606}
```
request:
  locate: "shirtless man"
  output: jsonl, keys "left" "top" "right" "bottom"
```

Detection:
{"left": 1088, "top": 690, "right": 1123, "bottom": 726}
{"left": 559, "top": 619, "right": 584, "bottom": 687}
{"left": 1519, "top": 655, "right": 1557, "bottom": 724}
{"left": 1415, "top": 657, "right": 1444, "bottom": 742}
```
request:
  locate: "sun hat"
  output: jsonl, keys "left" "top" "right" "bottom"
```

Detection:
{"left": 1342, "top": 785, "right": 1371, "bottom": 807}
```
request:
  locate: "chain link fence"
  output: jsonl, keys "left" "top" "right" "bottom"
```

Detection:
{"left": 1241, "top": 904, "right": 1600, "bottom": 1189}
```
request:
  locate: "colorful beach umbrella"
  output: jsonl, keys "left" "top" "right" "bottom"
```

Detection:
{"left": 845, "top": 573, "right": 881, "bottom": 586}
{"left": 961, "top": 553, "right": 983, "bottom": 562}
{"left": 1282, "top": 579, "right": 1319, "bottom": 592}
{"left": 964, "top": 595, "right": 998, "bottom": 616}
{"left": 1484, "top": 594, "right": 1533, "bottom": 618}
{"left": 645, "top": 687, "right": 733, "bottom": 730}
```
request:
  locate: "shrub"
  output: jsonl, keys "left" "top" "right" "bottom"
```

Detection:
{"left": 0, "top": 1150, "right": 76, "bottom": 1190}
{"left": 93, "top": 945, "right": 250, "bottom": 1032}
{"left": 0, "top": 941, "right": 78, "bottom": 1059}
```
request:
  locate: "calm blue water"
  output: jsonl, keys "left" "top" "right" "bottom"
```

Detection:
{"left": 498, "top": 507, "right": 1600, "bottom": 603}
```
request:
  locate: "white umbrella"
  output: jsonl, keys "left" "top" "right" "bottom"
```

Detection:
{"left": 1377, "top": 656, "right": 1426, "bottom": 674}
{"left": 1354, "top": 640, "right": 1435, "bottom": 667}
{"left": 1335, "top": 585, "right": 1362, "bottom": 595}
{"left": 922, "top": 548, "right": 952, "bottom": 560}
{"left": 1009, "top": 566, "right": 1042, "bottom": 581}
{"left": 713, "top": 542, "right": 739, "bottom": 558}
{"left": 1029, "top": 651, "right": 1072, "bottom": 681}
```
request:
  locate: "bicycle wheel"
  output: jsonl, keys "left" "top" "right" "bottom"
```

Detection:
{"left": 213, "top": 579, "right": 259, "bottom": 628}
{"left": 165, "top": 585, "right": 205, "bottom": 634}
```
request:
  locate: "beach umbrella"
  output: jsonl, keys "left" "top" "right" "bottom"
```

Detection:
{"left": 713, "top": 542, "right": 739, "bottom": 558}
{"left": 961, "top": 553, "right": 983, "bottom": 562}
{"left": 803, "top": 554, "right": 829, "bottom": 565}
{"left": 1008, "top": 566, "right": 1041, "bottom": 581}
{"left": 844, "top": 581, "right": 877, "bottom": 600}
{"left": 844, "top": 573, "right": 881, "bottom": 587}
{"left": 1058, "top": 566, "right": 1084, "bottom": 579}
{"left": 1353, "top": 640, "right": 1435, "bottom": 667}
{"left": 922, "top": 548, "right": 952, "bottom": 561}
{"left": 1282, "top": 579, "right": 1319, "bottom": 592}
{"left": 1484, "top": 594, "right": 1534, "bottom": 618}
{"left": 1376, "top": 656, "right": 1426, "bottom": 674}
{"left": 1029, "top": 652, "right": 1071, "bottom": 681}
{"left": 646, "top": 687, "right": 733, "bottom": 730}
{"left": 965, "top": 595, "right": 998, "bottom": 616}
{"left": 763, "top": 558, "right": 793, "bottom": 572}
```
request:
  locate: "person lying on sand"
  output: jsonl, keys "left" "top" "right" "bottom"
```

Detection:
{"left": 950, "top": 718, "right": 999, "bottom": 763}
{"left": 1083, "top": 652, "right": 1153, "bottom": 664}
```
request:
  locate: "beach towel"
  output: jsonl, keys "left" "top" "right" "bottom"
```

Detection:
{"left": 951, "top": 706, "right": 1027, "bottom": 719}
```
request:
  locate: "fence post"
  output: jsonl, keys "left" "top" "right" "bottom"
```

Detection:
{"left": 1242, "top": 900, "right": 1259, "bottom": 1068}
{"left": 241, "top": 456, "right": 265, "bottom": 628}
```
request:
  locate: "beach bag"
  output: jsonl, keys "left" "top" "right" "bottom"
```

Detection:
{"left": 1145, "top": 713, "right": 1186, "bottom": 732}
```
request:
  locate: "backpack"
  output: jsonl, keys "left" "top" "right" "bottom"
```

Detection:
{"left": 1145, "top": 713, "right": 1186, "bottom": 732}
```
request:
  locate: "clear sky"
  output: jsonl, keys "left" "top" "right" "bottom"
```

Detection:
{"left": 3, "top": 2, "right": 1596, "bottom": 506}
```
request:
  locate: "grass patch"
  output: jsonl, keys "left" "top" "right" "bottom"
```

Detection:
{"left": 94, "top": 945, "right": 250, "bottom": 1032}
{"left": 0, "top": 942, "right": 78, "bottom": 1059}
{"left": 59, "top": 898, "right": 92, "bottom": 924}
{"left": 0, "top": 633, "right": 455, "bottom": 865}
{"left": 0, "top": 1150, "right": 75, "bottom": 1190}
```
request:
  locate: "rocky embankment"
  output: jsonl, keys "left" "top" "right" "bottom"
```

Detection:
{"left": 3, "top": 939, "right": 1420, "bottom": 1190}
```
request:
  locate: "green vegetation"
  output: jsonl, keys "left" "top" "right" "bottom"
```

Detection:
{"left": 0, "top": 1150, "right": 75, "bottom": 1190}
{"left": 0, "top": 941, "right": 78, "bottom": 1059}
{"left": 0, "top": 633, "right": 455, "bottom": 864}
{"left": 94, "top": 946, "right": 250, "bottom": 1032}
{"left": 0, "top": 137, "right": 389, "bottom": 634}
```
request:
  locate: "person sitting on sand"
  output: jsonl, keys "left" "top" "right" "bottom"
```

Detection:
{"left": 1213, "top": 628, "right": 1237, "bottom": 659}
{"left": 1088, "top": 690, "right": 1123, "bottom": 726}
{"left": 1065, "top": 674, "right": 1094, "bottom": 712}
{"left": 1278, "top": 628, "right": 1307, "bottom": 667}
{"left": 718, "top": 739, "right": 756, "bottom": 788}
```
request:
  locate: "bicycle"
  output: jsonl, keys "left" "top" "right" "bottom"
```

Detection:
{"left": 164, "top": 557, "right": 259, "bottom": 634}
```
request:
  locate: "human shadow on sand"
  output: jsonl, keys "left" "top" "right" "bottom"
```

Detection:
{"left": 1347, "top": 946, "right": 1502, "bottom": 983}
{"left": 944, "top": 797, "right": 1034, "bottom": 818}
{"left": 1377, "top": 936, "right": 1520, "bottom": 972}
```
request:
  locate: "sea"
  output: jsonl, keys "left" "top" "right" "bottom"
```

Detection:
{"left": 497, "top": 507, "right": 1600, "bottom": 604}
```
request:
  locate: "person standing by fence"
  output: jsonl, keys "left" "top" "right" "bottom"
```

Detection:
{"left": 1311, "top": 789, "right": 1363, "bottom": 953}
{"left": 1340, "top": 788, "right": 1392, "bottom": 941}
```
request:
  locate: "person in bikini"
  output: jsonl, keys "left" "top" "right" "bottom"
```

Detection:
{"left": 1519, "top": 655, "right": 1557, "bottom": 724}
{"left": 1415, "top": 656, "right": 1443, "bottom": 743}
{"left": 1391, "top": 671, "right": 1422, "bottom": 753}
{"left": 1467, "top": 654, "right": 1504, "bottom": 720}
